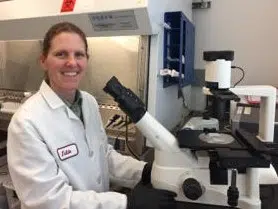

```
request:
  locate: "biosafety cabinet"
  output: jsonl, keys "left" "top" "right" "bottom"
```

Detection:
{"left": 0, "top": 0, "right": 195, "bottom": 156}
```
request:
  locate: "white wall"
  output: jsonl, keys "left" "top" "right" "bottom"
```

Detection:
{"left": 193, "top": 0, "right": 278, "bottom": 87}
{"left": 147, "top": 0, "right": 193, "bottom": 130}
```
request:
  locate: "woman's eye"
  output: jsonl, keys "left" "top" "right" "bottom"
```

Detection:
{"left": 55, "top": 51, "right": 67, "bottom": 57}
{"left": 75, "top": 52, "right": 85, "bottom": 58}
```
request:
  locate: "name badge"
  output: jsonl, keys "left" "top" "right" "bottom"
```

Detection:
{"left": 57, "top": 143, "right": 79, "bottom": 161}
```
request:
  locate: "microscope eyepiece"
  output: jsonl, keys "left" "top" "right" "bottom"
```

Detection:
{"left": 103, "top": 76, "right": 146, "bottom": 123}
{"left": 103, "top": 76, "right": 123, "bottom": 100}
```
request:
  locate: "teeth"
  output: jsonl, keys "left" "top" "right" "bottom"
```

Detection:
{"left": 63, "top": 72, "right": 77, "bottom": 76}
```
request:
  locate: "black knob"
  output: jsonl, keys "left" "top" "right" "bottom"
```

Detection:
{"left": 182, "top": 178, "right": 203, "bottom": 200}
{"left": 227, "top": 169, "right": 239, "bottom": 207}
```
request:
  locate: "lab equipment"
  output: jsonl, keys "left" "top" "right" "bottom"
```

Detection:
{"left": 202, "top": 51, "right": 276, "bottom": 143}
{"left": 184, "top": 51, "right": 239, "bottom": 131}
{"left": 203, "top": 50, "right": 278, "bottom": 187}
{"left": 182, "top": 116, "right": 219, "bottom": 131}
{"left": 0, "top": 0, "right": 182, "bottom": 40}
{"left": 162, "top": 11, "right": 195, "bottom": 88}
{"left": 204, "top": 50, "right": 234, "bottom": 90}
{"left": 104, "top": 76, "right": 278, "bottom": 209}
{"left": 202, "top": 51, "right": 240, "bottom": 129}
{"left": 231, "top": 103, "right": 278, "bottom": 143}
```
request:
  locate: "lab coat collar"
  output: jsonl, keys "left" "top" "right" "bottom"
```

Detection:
{"left": 39, "top": 80, "right": 66, "bottom": 109}
{"left": 39, "top": 81, "right": 81, "bottom": 121}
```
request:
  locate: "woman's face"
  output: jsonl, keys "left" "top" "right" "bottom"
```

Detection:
{"left": 40, "top": 32, "right": 88, "bottom": 94}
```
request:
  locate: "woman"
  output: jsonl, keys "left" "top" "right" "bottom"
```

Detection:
{"left": 7, "top": 22, "right": 176, "bottom": 209}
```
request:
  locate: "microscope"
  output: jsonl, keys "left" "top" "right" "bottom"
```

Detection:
{"left": 183, "top": 51, "right": 239, "bottom": 132}
{"left": 103, "top": 56, "right": 278, "bottom": 208}
{"left": 202, "top": 51, "right": 240, "bottom": 130}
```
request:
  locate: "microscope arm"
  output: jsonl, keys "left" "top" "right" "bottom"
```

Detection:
{"left": 230, "top": 85, "right": 276, "bottom": 143}
{"left": 103, "top": 76, "right": 180, "bottom": 152}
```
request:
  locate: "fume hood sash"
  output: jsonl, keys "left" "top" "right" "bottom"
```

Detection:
{"left": 0, "top": 0, "right": 162, "bottom": 40}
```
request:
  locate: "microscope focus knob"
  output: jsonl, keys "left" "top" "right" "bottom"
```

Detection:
{"left": 182, "top": 178, "right": 203, "bottom": 200}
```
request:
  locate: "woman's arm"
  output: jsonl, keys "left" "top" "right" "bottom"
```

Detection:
{"left": 106, "top": 145, "right": 146, "bottom": 188}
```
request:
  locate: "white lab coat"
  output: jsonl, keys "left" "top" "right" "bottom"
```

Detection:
{"left": 7, "top": 81, "right": 146, "bottom": 209}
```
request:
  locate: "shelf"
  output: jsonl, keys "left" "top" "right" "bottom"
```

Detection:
{"left": 163, "top": 11, "right": 195, "bottom": 88}
{"left": 165, "top": 28, "right": 181, "bottom": 31}
{"left": 166, "top": 57, "right": 180, "bottom": 62}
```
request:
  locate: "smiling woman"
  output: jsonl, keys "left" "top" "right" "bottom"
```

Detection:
{"left": 40, "top": 22, "right": 89, "bottom": 103}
